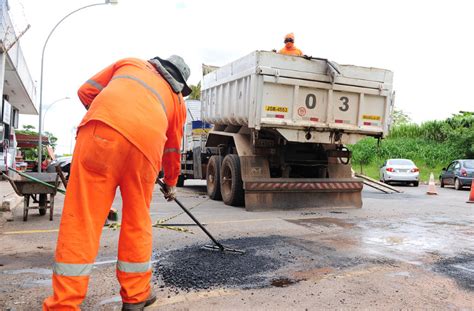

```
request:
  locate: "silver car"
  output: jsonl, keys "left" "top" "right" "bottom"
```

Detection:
{"left": 380, "top": 158, "right": 420, "bottom": 186}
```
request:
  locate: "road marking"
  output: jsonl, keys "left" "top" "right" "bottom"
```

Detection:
{"left": 1, "top": 216, "right": 314, "bottom": 235}
{"left": 208, "top": 218, "right": 277, "bottom": 224}
{"left": 2, "top": 229, "right": 59, "bottom": 235}
{"left": 208, "top": 216, "right": 310, "bottom": 225}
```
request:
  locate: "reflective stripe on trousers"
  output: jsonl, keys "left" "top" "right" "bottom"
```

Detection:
{"left": 52, "top": 260, "right": 151, "bottom": 276}
{"left": 117, "top": 260, "right": 151, "bottom": 273}
{"left": 53, "top": 262, "right": 93, "bottom": 276}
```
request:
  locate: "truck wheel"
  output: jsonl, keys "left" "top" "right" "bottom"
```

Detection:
{"left": 207, "top": 155, "right": 223, "bottom": 200}
{"left": 39, "top": 208, "right": 47, "bottom": 216}
{"left": 220, "top": 154, "right": 244, "bottom": 207}
{"left": 176, "top": 175, "right": 185, "bottom": 187}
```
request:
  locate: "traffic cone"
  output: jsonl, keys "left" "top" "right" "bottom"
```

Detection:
{"left": 467, "top": 180, "right": 474, "bottom": 203}
{"left": 426, "top": 172, "right": 438, "bottom": 195}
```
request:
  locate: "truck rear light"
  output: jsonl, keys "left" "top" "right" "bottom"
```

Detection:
{"left": 363, "top": 122, "right": 372, "bottom": 126}
{"left": 411, "top": 168, "right": 419, "bottom": 172}
{"left": 275, "top": 114, "right": 284, "bottom": 119}
{"left": 386, "top": 167, "right": 394, "bottom": 172}
{"left": 461, "top": 169, "right": 468, "bottom": 177}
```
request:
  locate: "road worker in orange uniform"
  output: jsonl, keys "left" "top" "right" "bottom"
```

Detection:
{"left": 43, "top": 55, "right": 191, "bottom": 310}
{"left": 278, "top": 33, "right": 303, "bottom": 56}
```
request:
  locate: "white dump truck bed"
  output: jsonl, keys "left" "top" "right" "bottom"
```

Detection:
{"left": 202, "top": 51, "right": 394, "bottom": 144}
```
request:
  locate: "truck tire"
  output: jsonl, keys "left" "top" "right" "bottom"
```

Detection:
{"left": 207, "top": 155, "right": 223, "bottom": 200}
{"left": 176, "top": 175, "right": 185, "bottom": 187}
{"left": 220, "top": 154, "right": 244, "bottom": 207}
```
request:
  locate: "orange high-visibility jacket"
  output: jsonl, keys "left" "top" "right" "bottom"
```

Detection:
{"left": 77, "top": 58, "right": 186, "bottom": 186}
{"left": 278, "top": 46, "right": 303, "bottom": 56}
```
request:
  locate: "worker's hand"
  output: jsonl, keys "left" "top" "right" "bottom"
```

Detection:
{"left": 271, "top": 49, "right": 277, "bottom": 53}
{"left": 160, "top": 183, "right": 177, "bottom": 201}
{"left": 303, "top": 55, "right": 312, "bottom": 60}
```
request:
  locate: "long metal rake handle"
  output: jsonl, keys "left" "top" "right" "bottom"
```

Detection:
{"left": 157, "top": 179, "right": 225, "bottom": 251}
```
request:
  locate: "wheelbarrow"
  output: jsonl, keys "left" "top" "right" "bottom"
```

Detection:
{"left": 2, "top": 171, "right": 61, "bottom": 221}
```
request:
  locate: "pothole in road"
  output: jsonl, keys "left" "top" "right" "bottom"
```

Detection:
{"left": 270, "top": 277, "right": 297, "bottom": 287}
{"left": 433, "top": 253, "right": 474, "bottom": 291}
{"left": 153, "top": 235, "right": 390, "bottom": 291}
{"left": 154, "top": 236, "right": 285, "bottom": 291}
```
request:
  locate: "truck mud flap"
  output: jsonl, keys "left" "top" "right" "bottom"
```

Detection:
{"left": 243, "top": 178, "right": 362, "bottom": 211}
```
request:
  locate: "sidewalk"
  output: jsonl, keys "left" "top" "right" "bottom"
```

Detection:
{"left": 0, "top": 179, "right": 22, "bottom": 224}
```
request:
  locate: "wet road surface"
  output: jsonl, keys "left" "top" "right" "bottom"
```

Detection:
{"left": 0, "top": 182, "right": 473, "bottom": 310}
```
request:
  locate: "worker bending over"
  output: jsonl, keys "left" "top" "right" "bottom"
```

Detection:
{"left": 278, "top": 32, "right": 303, "bottom": 56}
{"left": 43, "top": 55, "right": 190, "bottom": 310}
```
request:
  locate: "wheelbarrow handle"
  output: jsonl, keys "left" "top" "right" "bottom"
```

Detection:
{"left": 2, "top": 173, "right": 23, "bottom": 197}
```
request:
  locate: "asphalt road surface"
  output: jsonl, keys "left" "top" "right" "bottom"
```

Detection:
{"left": 1, "top": 181, "right": 473, "bottom": 310}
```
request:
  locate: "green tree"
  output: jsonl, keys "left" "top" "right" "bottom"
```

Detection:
{"left": 22, "top": 124, "right": 35, "bottom": 131}
{"left": 44, "top": 131, "right": 58, "bottom": 149}
{"left": 188, "top": 82, "right": 201, "bottom": 100}
{"left": 391, "top": 108, "right": 411, "bottom": 126}
{"left": 15, "top": 125, "right": 58, "bottom": 159}
{"left": 350, "top": 138, "right": 377, "bottom": 173}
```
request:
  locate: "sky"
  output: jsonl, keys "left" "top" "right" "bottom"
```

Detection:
{"left": 10, "top": 0, "right": 474, "bottom": 154}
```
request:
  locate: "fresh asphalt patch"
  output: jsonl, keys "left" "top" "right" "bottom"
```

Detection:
{"left": 153, "top": 234, "right": 393, "bottom": 291}
{"left": 433, "top": 253, "right": 474, "bottom": 291}
{"left": 153, "top": 236, "right": 285, "bottom": 291}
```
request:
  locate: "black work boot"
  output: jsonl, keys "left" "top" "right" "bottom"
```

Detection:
{"left": 122, "top": 292, "right": 157, "bottom": 310}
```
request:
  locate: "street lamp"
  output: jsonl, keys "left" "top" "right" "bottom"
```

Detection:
{"left": 37, "top": 0, "right": 118, "bottom": 172}
{"left": 42, "top": 96, "right": 70, "bottom": 131}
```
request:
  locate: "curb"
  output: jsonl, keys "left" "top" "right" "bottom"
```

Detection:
{"left": 0, "top": 193, "right": 22, "bottom": 222}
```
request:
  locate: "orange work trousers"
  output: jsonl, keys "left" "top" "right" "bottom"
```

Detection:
{"left": 43, "top": 121, "right": 157, "bottom": 310}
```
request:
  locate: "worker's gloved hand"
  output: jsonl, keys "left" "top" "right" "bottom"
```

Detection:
{"left": 303, "top": 55, "right": 312, "bottom": 60}
{"left": 161, "top": 183, "right": 177, "bottom": 201}
{"left": 271, "top": 49, "right": 277, "bottom": 53}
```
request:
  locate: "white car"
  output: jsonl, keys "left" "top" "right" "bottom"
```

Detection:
{"left": 380, "top": 158, "right": 419, "bottom": 186}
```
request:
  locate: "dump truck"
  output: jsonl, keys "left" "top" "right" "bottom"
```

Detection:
{"left": 180, "top": 51, "right": 394, "bottom": 210}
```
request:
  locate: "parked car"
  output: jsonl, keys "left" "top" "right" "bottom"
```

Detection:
{"left": 439, "top": 159, "right": 474, "bottom": 190}
{"left": 379, "top": 158, "right": 419, "bottom": 186}
{"left": 46, "top": 156, "right": 72, "bottom": 179}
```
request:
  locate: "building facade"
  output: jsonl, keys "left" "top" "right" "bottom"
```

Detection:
{"left": 0, "top": 0, "right": 37, "bottom": 171}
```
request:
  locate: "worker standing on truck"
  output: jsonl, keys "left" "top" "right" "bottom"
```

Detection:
{"left": 278, "top": 33, "right": 303, "bottom": 56}
{"left": 43, "top": 56, "right": 190, "bottom": 311}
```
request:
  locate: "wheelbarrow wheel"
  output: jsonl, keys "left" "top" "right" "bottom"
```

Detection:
{"left": 39, "top": 194, "right": 47, "bottom": 216}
